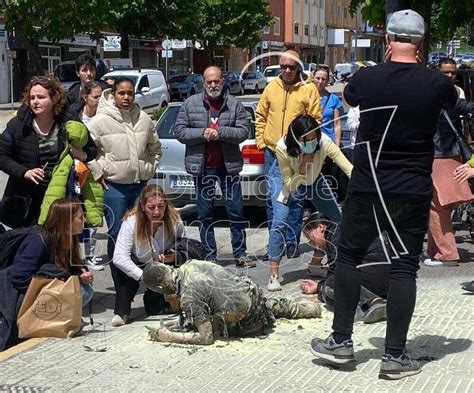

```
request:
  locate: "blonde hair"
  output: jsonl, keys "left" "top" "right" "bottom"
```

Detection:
{"left": 124, "top": 185, "right": 180, "bottom": 244}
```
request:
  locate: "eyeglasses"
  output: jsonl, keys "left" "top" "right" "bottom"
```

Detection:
{"left": 280, "top": 64, "right": 298, "bottom": 71}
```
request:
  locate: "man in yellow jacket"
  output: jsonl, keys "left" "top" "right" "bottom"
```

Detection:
{"left": 255, "top": 50, "right": 322, "bottom": 272}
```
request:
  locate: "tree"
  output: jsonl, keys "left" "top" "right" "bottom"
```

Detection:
{"left": 348, "top": 0, "right": 474, "bottom": 53}
{"left": 191, "top": 0, "right": 274, "bottom": 61}
{"left": 107, "top": 0, "right": 202, "bottom": 58}
{"left": 0, "top": 0, "right": 108, "bottom": 72}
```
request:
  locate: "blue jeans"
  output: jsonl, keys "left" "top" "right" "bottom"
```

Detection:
{"left": 268, "top": 174, "right": 341, "bottom": 261}
{"left": 264, "top": 148, "right": 304, "bottom": 247}
{"left": 104, "top": 181, "right": 145, "bottom": 262}
{"left": 81, "top": 284, "right": 93, "bottom": 308}
{"left": 195, "top": 168, "right": 247, "bottom": 259}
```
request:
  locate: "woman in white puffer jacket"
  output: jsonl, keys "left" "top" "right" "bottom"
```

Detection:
{"left": 86, "top": 77, "right": 162, "bottom": 293}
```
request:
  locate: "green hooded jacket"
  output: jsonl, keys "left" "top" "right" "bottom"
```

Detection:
{"left": 39, "top": 120, "right": 104, "bottom": 226}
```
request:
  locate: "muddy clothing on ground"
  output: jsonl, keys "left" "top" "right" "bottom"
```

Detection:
{"left": 173, "top": 260, "right": 318, "bottom": 337}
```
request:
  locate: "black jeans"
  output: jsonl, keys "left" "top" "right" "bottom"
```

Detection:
{"left": 111, "top": 263, "right": 168, "bottom": 317}
{"left": 332, "top": 192, "right": 431, "bottom": 354}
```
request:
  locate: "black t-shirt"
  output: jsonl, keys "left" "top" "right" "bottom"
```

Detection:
{"left": 344, "top": 62, "right": 458, "bottom": 196}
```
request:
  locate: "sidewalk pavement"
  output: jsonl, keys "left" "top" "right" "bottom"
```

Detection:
{"left": 0, "top": 225, "right": 472, "bottom": 392}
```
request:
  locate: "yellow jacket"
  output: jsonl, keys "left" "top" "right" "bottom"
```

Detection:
{"left": 255, "top": 76, "right": 322, "bottom": 152}
{"left": 275, "top": 133, "right": 353, "bottom": 201}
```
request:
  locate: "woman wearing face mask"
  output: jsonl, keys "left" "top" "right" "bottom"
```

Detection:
{"left": 266, "top": 114, "right": 352, "bottom": 291}
{"left": 86, "top": 77, "right": 162, "bottom": 287}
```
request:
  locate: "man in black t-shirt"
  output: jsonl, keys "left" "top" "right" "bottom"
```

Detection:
{"left": 310, "top": 9, "right": 458, "bottom": 380}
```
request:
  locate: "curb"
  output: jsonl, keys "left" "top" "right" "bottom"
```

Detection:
{"left": 0, "top": 338, "right": 48, "bottom": 362}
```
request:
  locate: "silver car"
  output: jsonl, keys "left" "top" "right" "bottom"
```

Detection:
{"left": 149, "top": 100, "right": 266, "bottom": 207}
{"left": 242, "top": 71, "right": 267, "bottom": 94}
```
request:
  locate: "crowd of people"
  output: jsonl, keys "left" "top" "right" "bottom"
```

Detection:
{"left": 0, "top": 9, "right": 473, "bottom": 381}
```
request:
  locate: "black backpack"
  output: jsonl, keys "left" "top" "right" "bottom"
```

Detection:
{"left": 0, "top": 225, "right": 43, "bottom": 270}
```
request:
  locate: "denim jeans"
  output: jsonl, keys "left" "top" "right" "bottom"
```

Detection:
{"left": 332, "top": 192, "right": 431, "bottom": 355}
{"left": 268, "top": 173, "right": 341, "bottom": 261}
{"left": 264, "top": 148, "right": 304, "bottom": 247}
{"left": 104, "top": 181, "right": 145, "bottom": 263}
{"left": 195, "top": 167, "right": 247, "bottom": 259}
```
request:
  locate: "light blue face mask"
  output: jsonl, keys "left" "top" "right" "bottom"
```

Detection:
{"left": 297, "top": 138, "right": 319, "bottom": 154}
{"left": 290, "top": 124, "right": 320, "bottom": 154}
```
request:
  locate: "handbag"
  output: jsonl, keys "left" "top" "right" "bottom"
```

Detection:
{"left": 443, "top": 110, "right": 473, "bottom": 163}
{"left": 17, "top": 276, "right": 82, "bottom": 339}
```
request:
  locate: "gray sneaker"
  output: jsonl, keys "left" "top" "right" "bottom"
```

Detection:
{"left": 310, "top": 334, "right": 355, "bottom": 364}
{"left": 379, "top": 353, "right": 421, "bottom": 380}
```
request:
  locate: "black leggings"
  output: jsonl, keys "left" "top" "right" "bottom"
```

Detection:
{"left": 110, "top": 263, "right": 169, "bottom": 317}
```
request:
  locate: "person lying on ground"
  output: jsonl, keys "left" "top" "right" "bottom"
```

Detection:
{"left": 141, "top": 259, "right": 321, "bottom": 345}
{"left": 299, "top": 213, "right": 391, "bottom": 324}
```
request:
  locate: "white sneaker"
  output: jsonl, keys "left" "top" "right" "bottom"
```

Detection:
{"left": 423, "top": 259, "right": 443, "bottom": 267}
{"left": 267, "top": 275, "right": 282, "bottom": 291}
{"left": 85, "top": 256, "right": 104, "bottom": 271}
{"left": 111, "top": 314, "right": 128, "bottom": 327}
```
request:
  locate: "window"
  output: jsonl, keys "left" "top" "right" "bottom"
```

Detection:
{"left": 274, "top": 17, "right": 281, "bottom": 36}
{"left": 337, "top": 6, "right": 341, "bottom": 17}
{"left": 313, "top": 25, "right": 318, "bottom": 37}
{"left": 137, "top": 75, "right": 150, "bottom": 91}
{"left": 304, "top": 24, "right": 309, "bottom": 36}
{"left": 330, "top": 4, "right": 334, "bottom": 15}
{"left": 263, "top": 25, "right": 270, "bottom": 34}
{"left": 294, "top": 22, "right": 299, "bottom": 35}
{"left": 344, "top": 8, "right": 347, "bottom": 18}
{"left": 320, "top": 0, "right": 324, "bottom": 8}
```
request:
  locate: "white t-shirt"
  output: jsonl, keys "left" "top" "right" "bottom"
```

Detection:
{"left": 113, "top": 214, "right": 186, "bottom": 280}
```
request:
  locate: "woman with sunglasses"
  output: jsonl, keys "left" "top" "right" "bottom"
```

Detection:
{"left": 312, "top": 65, "right": 344, "bottom": 147}
{"left": 0, "top": 76, "right": 96, "bottom": 229}
{"left": 266, "top": 114, "right": 352, "bottom": 291}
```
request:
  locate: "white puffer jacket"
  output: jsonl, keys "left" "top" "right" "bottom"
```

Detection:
{"left": 87, "top": 89, "right": 162, "bottom": 184}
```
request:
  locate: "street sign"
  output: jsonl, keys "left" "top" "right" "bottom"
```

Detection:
{"left": 162, "top": 50, "right": 172, "bottom": 58}
{"left": 172, "top": 39, "right": 186, "bottom": 49}
{"left": 104, "top": 36, "right": 121, "bottom": 52}
{"left": 161, "top": 39, "right": 172, "bottom": 50}
{"left": 7, "top": 50, "right": 16, "bottom": 59}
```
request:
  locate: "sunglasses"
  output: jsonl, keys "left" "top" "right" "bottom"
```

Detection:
{"left": 280, "top": 64, "right": 298, "bottom": 71}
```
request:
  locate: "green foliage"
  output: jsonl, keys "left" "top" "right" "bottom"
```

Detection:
{"left": 191, "top": 0, "right": 274, "bottom": 55}
{"left": 1, "top": 0, "right": 108, "bottom": 44}
{"left": 348, "top": 0, "right": 474, "bottom": 49}
{"left": 151, "top": 105, "right": 168, "bottom": 121}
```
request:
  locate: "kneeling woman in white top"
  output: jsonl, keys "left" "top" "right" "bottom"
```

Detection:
{"left": 112, "top": 185, "right": 185, "bottom": 326}
{"left": 267, "top": 114, "right": 353, "bottom": 291}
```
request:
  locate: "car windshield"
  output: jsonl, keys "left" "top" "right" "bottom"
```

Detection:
{"left": 109, "top": 75, "right": 138, "bottom": 85}
{"left": 170, "top": 75, "right": 193, "bottom": 83}
{"left": 243, "top": 73, "right": 256, "bottom": 80}
{"left": 156, "top": 105, "right": 255, "bottom": 139}
{"left": 264, "top": 68, "right": 281, "bottom": 77}
{"left": 54, "top": 64, "right": 79, "bottom": 82}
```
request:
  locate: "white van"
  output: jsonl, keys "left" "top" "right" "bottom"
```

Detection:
{"left": 102, "top": 69, "right": 169, "bottom": 113}
{"left": 263, "top": 65, "right": 281, "bottom": 83}
{"left": 103, "top": 58, "right": 133, "bottom": 70}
